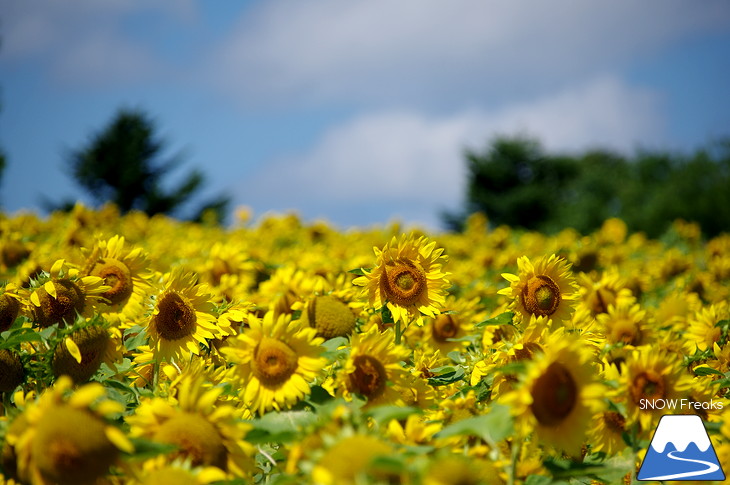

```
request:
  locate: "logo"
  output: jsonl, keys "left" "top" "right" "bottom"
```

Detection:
{"left": 638, "top": 415, "right": 725, "bottom": 481}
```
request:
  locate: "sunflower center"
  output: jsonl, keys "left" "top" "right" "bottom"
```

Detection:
{"left": 381, "top": 261, "right": 427, "bottom": 306}
{"left": 0, "top": 294, "right": 20, "bottom": 332}
{"left": 33, "top": 405, "right": 118, "bottom": 485}
{"left": 253, "top": 337, "right": 298, "bottom": 386}
{"left": 631, "top": 371, "right": 665, "bottom": 405}
{"left": 154, "top": 413, "right": 227, "bottom": 469}
{"left": 36, "top": 279, "right": 85, "bottom": 328}
{"left": 349, "top": 355, "right": 387, "bottom": 399}
{"left": 610, "top": 319, "right": 641, "bottom": 346}
{"left": 432, "top": 314, "right": 459, "bottom": 342}
{"left": 92, "top": 258, "right": 133, "bottom": 305}
{"left": 521, "top": 275, "right": 561, "bottom": 317}
{"left": 52, "top": 326, "right": 109, "bottom": 383}
{"left": 512, "top": 342, "right": 543, "bottom": 361}
{"left": 154, "top": 292, "right": 197, "bottom": 341}
{"left": 0, "top": 350, "right": 24, "bottom": 393}
{"left": 530, "top": 362, "right": 578, "bottom": 426}
{"left": 603, "top": 411, "right": 626, "bottom": 433}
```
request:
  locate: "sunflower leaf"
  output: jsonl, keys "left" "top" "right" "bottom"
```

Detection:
{"left": 365, "top": 405, "right": 421, "bottom": 424}
{"left": 475, "top": 312, "right": 514, "bottom": 328}
{"left": 427, "top": 366, "right": 465, "bottom": 386}
{"left": 0, "top": 327, "right": 43, "bottom": 349}
{"left": 435, "top": 404, "right": 512, "bottom": 444}
{"left": 693, "top": 365, "right": 724, "bottom": 376}
{"left": 246, "top": 410, "right": 320, "bottom": 444}
{"left": 348, "top": 267, "right": 370, "bottom": 276}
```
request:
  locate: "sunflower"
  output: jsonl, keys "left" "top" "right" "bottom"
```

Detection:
{"left": 81, "top": 235, "right": 153, "bottom": 325}
{"left": 418, "top": 296, "right": 483, "bottom": 356}
{"left": 423, "top": 454, "right": 503, "bottom": 485}
{"left": 499, "top": 254, "right": 578, "bottom": 326}
{"left": 337, "top": 326, "right": 410, "bottom": 406}
{"left": 596, "top": 301, "right": 650, "bottom": 347}
{"left": 685, "top": 302, "right": 728, "bottom": 353}
{"left": 299, "top": 294, "right": 357, "bottom": 339}
{"left": 500, "top": 334, "right": 603, "bottom": 455}
{"left": 310, "top": 434, "right": 394, "bottom": 485}
{"left": 126, "top": 374, "right": 255, "bottom": 477}
{"left": 577, "top": 269, "right": 634, "bottom": 317}
{"left": 26, "top": 259, "right": 109, "bottom": 328}
{"left": 613, "top": 349, "right": 692, "bottom": 430}
{"left": 146, "top": 268, "right": 230, "bottom": 363}
{"left": 588, "top": 409, "right": 628, "bottom": 455}
{"left": 51, "top": 319, "right": 123, "bottom": 383}
{"left": 221, "top": 311, "right": 326, "bottom": 414}
{"left": 353, "top": 234, "right": 450, "bottom": 326}
{"left": 4, "top": 376, "right": 132, "bottom": 485}
{"left": 0, "top": 349, "right": 25, "bottom": 393}
{"left": 0, "top": 283, "right": 21, "bottom": 332}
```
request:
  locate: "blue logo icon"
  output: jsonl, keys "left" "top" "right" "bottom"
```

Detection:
{"left": 638, "top": 414, "right": 725, "bottom": 481}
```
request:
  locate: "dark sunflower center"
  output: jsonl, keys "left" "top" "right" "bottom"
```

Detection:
{"left": 432, "top": 314, "right": 459, "bottom": 342}
{"left": 521, "top": 275, "right": 561, "bottom": 317}
{"left": 154, "top": 413, "right": 227, "bottom": 469}
{"left": 154, "top": 292, "right": 197, "bottom": 341}
{"left": 512, "top": 342, "right": 543, "bottom": 361}
{"left": 381, "top": 261, "right": 426, "bottom": 306}
{"left": 253, "top": 337, "right": 298, "bottom": 386}
{"left": 0, "top": 294, "right": 20, "bottom": 332}
{"left": 349, "top": 355, "right": 387, "bottom": 399}
{"left": 92, "top": 257, "right": 133, "bottom": 305}
{"left": 36, "top": 279, "right": 85, "bottom": 328}
{"left": 530, "top": 362, "right": 578, "bottom": 426}
{"left": 33, "top": 406, "right": 117, "bottom": 485}
{"left": 0, "top": 350, "right": 24, "bottom": 393}
{"left": 52, "top": 326, "right": 109, "bottom": 383}
{"left": 611, "top": 319, "right": 641, "bottom": 346}
{"left": 603, "top": 411, "right": 626, "bottom": 433}
{"left": 631, "top": 370, "right": 665, "bottom": 405}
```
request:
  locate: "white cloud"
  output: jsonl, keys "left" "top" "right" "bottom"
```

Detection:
{"left": 239, "top": 76, "right": 661, "bottom": 229}
{"left": 213, "top": 0, "right": 730, "bottom": 108}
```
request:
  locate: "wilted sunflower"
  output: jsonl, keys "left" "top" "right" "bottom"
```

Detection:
{"left": 499, "top": 254, "right": 578, "bottom": 325}
{"left": 26, "top": 259, "right": 109, "bottom": 328}
{"left": 147, "top": 268, "right": 230, "bottom": 362}
{"left": 222, "top": 311, "right": 326, "bottom": 414}
{"left": 127, "top": 374, "right": 255, "bottom": 477}
{"left": 338, "top": 326, "right": 410, "bottom": 406}
{"left": 5, "top": 376, "right": 132, "bottom": 485}
{"left": 501, "top": 334, "right": 603, "bottom": 455}
{"left": 51, "top": 320, "right": 123, "bottom": 383}
{"left": 81, "top": 235, "right": 153, "bottom": 325}
{"left": 354, "top": 234, "right": 450, "bottom": 327}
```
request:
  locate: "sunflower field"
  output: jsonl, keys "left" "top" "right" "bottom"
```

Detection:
{"left": 0, "top": 204, "right": 729, "bottom": 485}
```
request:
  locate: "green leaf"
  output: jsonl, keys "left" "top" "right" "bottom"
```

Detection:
{"left": 475, "top": 312, "right": 514, "bottom": 328}
{"left": 125, "top": 438, "right": 178, "bottom": 459}
{"left": 365, "top": 405, "right": 421, "bottom": 424}
{"left": 427, "top": 365, "right": 466, "bottom": 386}
{"left": 381, "top": 305, "right": 394, "bottom": 324}
{"left": 0, "top": 328, "right": 43, "bottom": 350}
{"left": 693, "top": 365, "right": 724, "bottom": 377}
{"left": 245, "top": 410, "right": 320, "bottom": 444}
{"left": 435, "top": 404, "right": 513, "bottom": 445}
{"left": 524, "top": 475, "right": 553, "bottom": 485}
{"left": 348, "top": 267, "right": 370, "bottom": 276}
{"left": 123, "top": 326, "right": 147, "bottom": 351}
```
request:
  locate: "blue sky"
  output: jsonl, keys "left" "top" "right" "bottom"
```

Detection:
{"left": 2, "top": 1, "right": 730, "bottom": 229}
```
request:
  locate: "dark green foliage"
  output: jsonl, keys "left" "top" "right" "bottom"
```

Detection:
{"left": 65, "top": 108, "right": 230, "bottom": 222}
{"left": 446, "top": 135, "right": 730, "bottom": 238}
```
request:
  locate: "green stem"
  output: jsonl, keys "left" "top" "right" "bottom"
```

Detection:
{"left": 395, "top": 320, "right": 402, "bottom": 345}
{"left": 152, "top": 359, "right": 160, "bottom": 392}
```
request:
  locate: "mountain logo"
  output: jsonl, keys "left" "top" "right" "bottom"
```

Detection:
{"left": 638, "top": 414, "right": 725, "bottom": 481}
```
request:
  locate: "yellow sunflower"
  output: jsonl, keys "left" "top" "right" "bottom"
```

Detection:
{"left": 685, "top": 302, "right": 728, "bottom": 353}
{"left": 81, "top": 235, "right": 153, "bottom": 326}
{"left": 613, "top": 349, "right": 692, "bottom": 430}
{"left": 353, "top": 233, "right": 450, "bottom": 327}
{"left": 221, "top": 311, "right": 326, "bottom": 414}
{"left": 500, "top": 334, "right": 603, "bottom": 455}
{"left": 146, "top": 268, "right": 230, "bottom": 363}
{"left": 499, "top": 254, "right": 578, "bottom": 326}
{"left": 596, "top": 301, "right": 650, "bottom": 347}
{"left": 337, "top": 326, "right": 410, "bottom": 407}
{"left": 588, "top": 410, "right": 629, "bottom": 455}
{"left": 25, "top": 259, "right": 109, "bottom": 328}
{"left": 4, "top": 376, "right": 132, "bottom": 485}
{"left": 311, "top": 434, "right": 394, "bottom": 485}
{"left": 126, "top": 374, "right": 255, "bottom": 478}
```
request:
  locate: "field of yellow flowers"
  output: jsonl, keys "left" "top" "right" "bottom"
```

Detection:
{"left": 0, "top": 204, "right": 728, "bottom": 485}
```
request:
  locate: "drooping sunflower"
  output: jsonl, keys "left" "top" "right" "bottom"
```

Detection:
{"left": 126, "top": 374, "right": 255, "bottom": 478}
{"left": 4, "top": 376, "right": 132, "bottom": 485}
{"left": 353, "top": 234, "right": 450, "bottom": 327}
{"left": 500, "top": 334, "right": 603, "bottom": 455}
{"left": 337, "top": 326, "right": 411, "bottom": 406}
{"left": 25, "top": 259, "right": 109, "bottom": 328}
{"left": 499, "top": 254, "right": 578, "bottom": 326}
{"left": 221, "top": 311, "right": 326, "bottom": 414}
{"left": 50, "top": 319, "right": 123, "bottom": 383}
{"left": 0, "top": 283, "right": 21, "bottom": 332}
{"left": 81, "top": 235, "right": 153, "bottom": 326}
{"left": 146, "top": 268, "right": 230, "bottom": 363}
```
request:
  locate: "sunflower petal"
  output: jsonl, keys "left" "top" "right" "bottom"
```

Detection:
{"left": 105, "top": 426, "right": 134, "bottom": 453}
{"left": 65, "top": 337, "right": 83, "bottom": 363}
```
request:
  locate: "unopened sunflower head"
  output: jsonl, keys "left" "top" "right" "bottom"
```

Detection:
{"left": 50, "top": 317, "right": 123, "bottom": 384}
{"left": 6, "top": 376, "right": 132, "bottom": 485}
{"left": 0, "top": 283, "right": 22, "bottom": 332}
{"left": 300, "top": 294, "right": 357, "bottom": 339}
{"left": 25, "top": 259, "right": 109, "bottom": 328}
